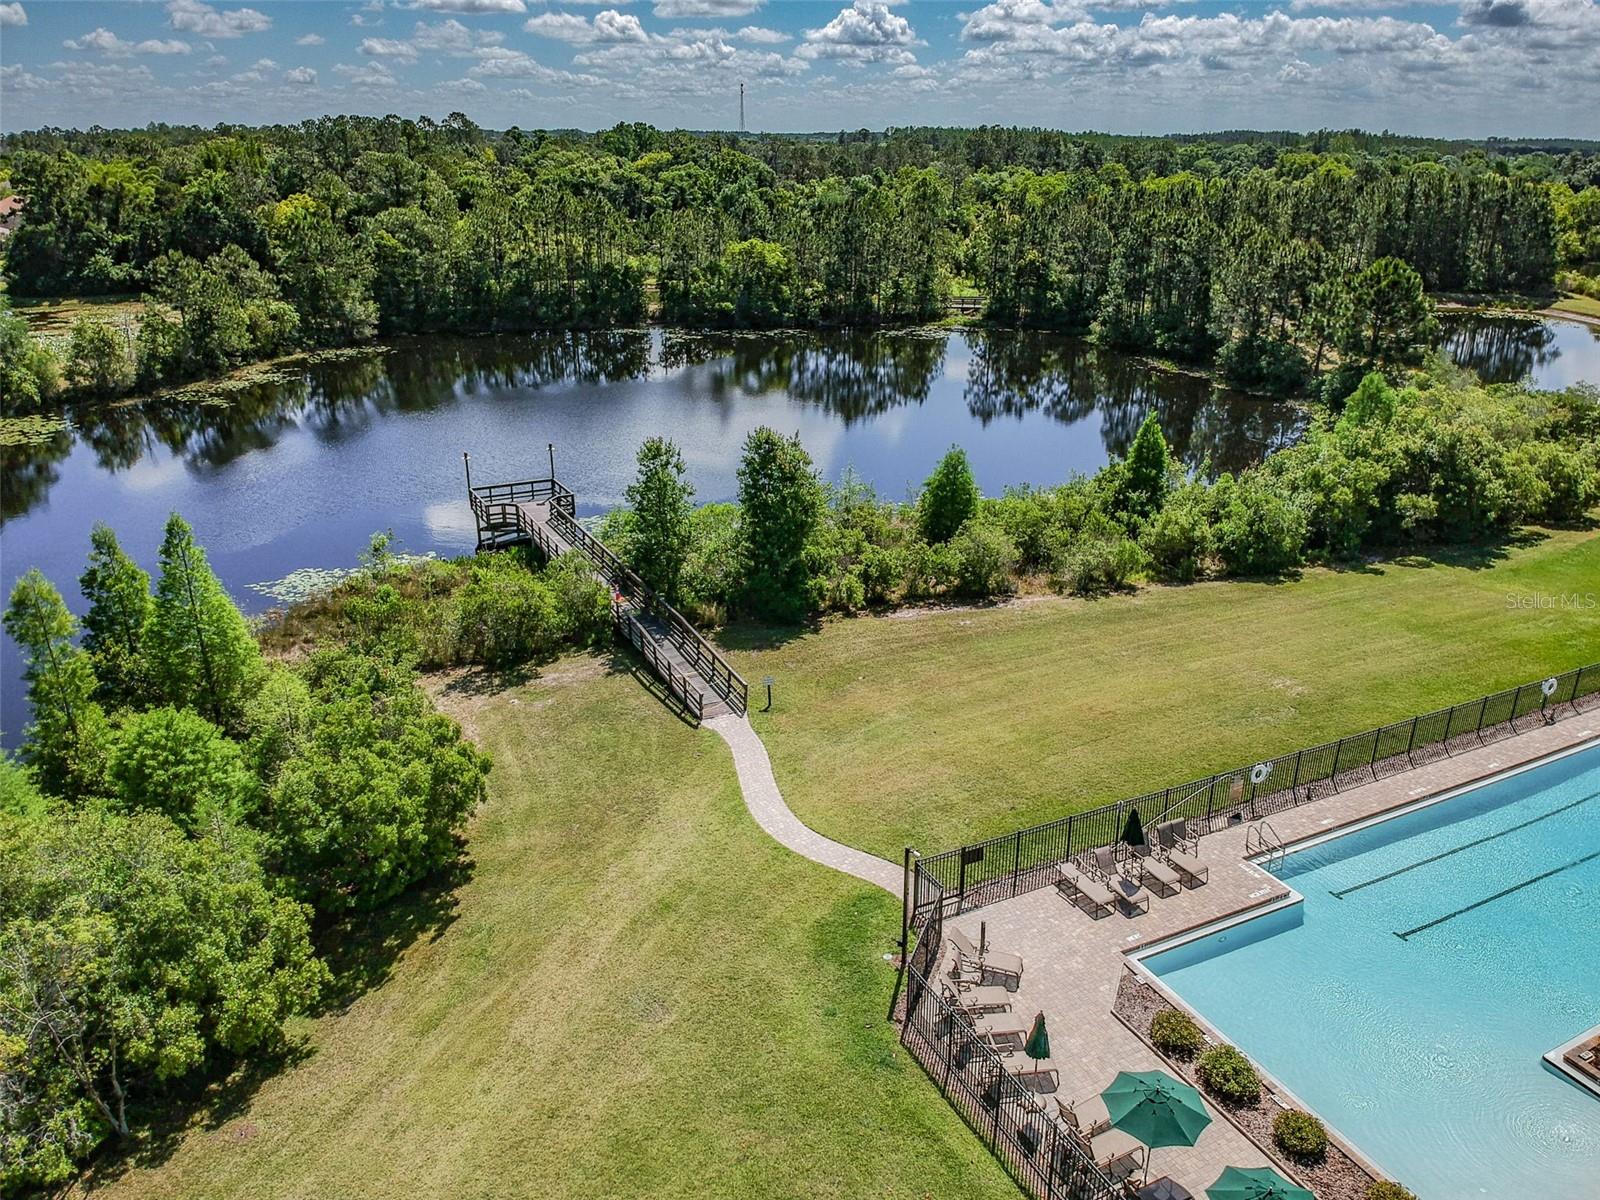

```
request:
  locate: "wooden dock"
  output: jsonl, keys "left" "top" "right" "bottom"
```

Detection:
{"left": 467, "top": 475, "right": 748, "bottom": 722}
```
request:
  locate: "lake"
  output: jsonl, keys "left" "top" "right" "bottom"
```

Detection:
{"left": 2, "top": 317, "right": 1595, "bottom": 746}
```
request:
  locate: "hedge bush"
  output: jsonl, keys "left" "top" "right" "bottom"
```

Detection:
{"left": 1364, "top": 1183, "right": 1419, "bottom": 1200}
{"left": 1196, "top": 1044, "right": 1261, "bottom": 1104}
{"left": 1272, "top": 1108, "right": 1328, "bottom": 1159}
{"left": 1149, "top": 1009, "right": 1205, "bottom": 1058}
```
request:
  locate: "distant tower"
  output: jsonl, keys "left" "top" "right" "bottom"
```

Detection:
{"left": 739, "top": 81, "right": 745, "bottom": 134}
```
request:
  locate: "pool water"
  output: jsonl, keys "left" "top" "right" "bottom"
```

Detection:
{"left": 1143, "top": 744, "right": 1600, "bottom": 1199}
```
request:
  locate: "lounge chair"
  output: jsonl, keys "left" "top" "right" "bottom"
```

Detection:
{"left": 1129, "top": 843, "right": 1181, "bottom": 897}
{"left": 1056, "top": 861, "right": 1115, "bottom": 919}
{"left": 949, "top": 925, "right": 1024, "bottom": 986}
{"left": 971, "top": 1010, "right": 1029, "bottom": 1050}
{"left": 1089, "top": 1127, "right": 1144, "bottom": 1173}
{"left": 1155, "top": 819, "right": 1209, "bottom": 888}
{"left": 1092, "top": 847, "right": 1151, "bottom": 916}
{"left": 941, "top": 982, "right": 1013, "bottom": 1015}
{"left": 1056, "top": 1092, "right": 1111, "bottom": 1136}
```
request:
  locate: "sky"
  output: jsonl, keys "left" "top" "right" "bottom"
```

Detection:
{"left": 1, "top": 0, "right": 1597, "bottom": 139}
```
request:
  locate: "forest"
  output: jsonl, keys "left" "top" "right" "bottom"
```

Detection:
{"left": 4, "top": 117, "right": 1600, "bottom": 413}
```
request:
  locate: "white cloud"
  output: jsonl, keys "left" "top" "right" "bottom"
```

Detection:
{"left": 734, "top": 24, "right": 786, "bottom": 42}
{"left": 467, "top": 45, "right": 603, "bottom": 83}
{"left": 654, "top": 0, "right": 762, "bottom": 16}
{"left": 166, "top": 0, "right": 271, "bottom": 38}
{"left": 359, "top": 36, "right": 420, "bottom": 61}
{"left": 295, "top": 32, "right": 325, "bottom": 46}
{"left": 409, "top": 0, "right": 527, "bottom": 12}
{"left": 525, "top": 8, "right": 651, "bottom": 42}
{"left": 799, "top": 0, "right": 920, "bottom": 63}
{"left": 63, "top": 28, "right": 193, "bottom": 56}
{"left": 0, "top": 3, "right": 26, "bottom": 28}
{"left": 413, "top": 16, "right": 505, "bottom": 51}
{"left": 285, "top": 64, "right": 317, "bottom": 84}
{"left": 334, "top": 59, "right": 400, "bottom": 86}
{"left": 0, "top": 63, "right": 47, "bottom": 89}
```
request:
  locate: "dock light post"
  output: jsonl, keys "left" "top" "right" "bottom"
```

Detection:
{"left": 762, "top": 675, "right": 774, "bottom": 712}
{"left": 463, "top": 450, "right": 472, "bottom": 492}
{"left": 548, "top": 442, "right": 556, "bottom": 481}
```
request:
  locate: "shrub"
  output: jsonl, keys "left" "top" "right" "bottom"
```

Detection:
{"left": 65, "top": 316, "right": 134, "bottom": 396}
{"left": 950, "top": 519, "right": 1018, "bottom": 597}
{"left": 1054, "top": 522, "right": 1147, "bottom": 595}
{"left": 1273, "top": 1109, "right": 1329, "bottom": 1159}
{"left": 1364, "top": 1183, "right": 1419, "bottom": 1200}
{"left": 453, "top": 568, "right": 560, "bottom": 666}
{"left": 1216, "top": 335, "right": 1310, "bottom": 396}
{"left": 108, "top": 705, "right": 254, "bottom": 830}
{"left": 1210, "top": 475, "right": 1306, "bottom": 577}
{"left": 1140, "top": 483, "right": 1212, "bottom": 582}
{"left": 1196, "top": 1044, "right": 1260, "bottom": 1104}
{"left": 1149, "top": 1009, "right": 1204, "bottom": 1057}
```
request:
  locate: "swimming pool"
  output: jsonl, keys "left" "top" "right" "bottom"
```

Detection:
{"left": 1142, "top": 743, "right": 1600, "bottom": 1200}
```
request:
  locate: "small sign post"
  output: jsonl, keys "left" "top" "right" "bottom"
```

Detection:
{"left": 761, "top": 675, "right": 775, "bottom": 712}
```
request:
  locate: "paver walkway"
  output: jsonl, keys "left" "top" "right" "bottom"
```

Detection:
{"left": 706, "top": 714, "right": 902, "bottom": 894}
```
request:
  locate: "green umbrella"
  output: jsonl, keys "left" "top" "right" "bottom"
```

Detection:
{"left": 1205, "top": 1166, "right": 1314, "bottom": 1200}
{"left": 1023, "top": 1012, "right": 1050, "bottom": 1076}
{"left": 1102, "top": 1070, "right": 1210, "bottom": 1147}
{"left": 1121, "top": 806, "right": 1147, "bottom": 848}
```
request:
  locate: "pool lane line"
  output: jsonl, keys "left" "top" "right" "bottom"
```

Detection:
{"left": 1394, "top": 846, "right": 1600, "bottom": 940}
{"left": 1331, "top": 789, "right": 1600, "bottom": 900}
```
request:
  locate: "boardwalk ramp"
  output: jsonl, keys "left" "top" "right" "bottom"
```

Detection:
{"left": 468, "top": 476, "right": 748, "bottom": 722}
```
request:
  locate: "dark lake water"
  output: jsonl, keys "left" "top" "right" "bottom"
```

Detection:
{"left": 2, "top": 317, "right": 1594, "bottom": 746}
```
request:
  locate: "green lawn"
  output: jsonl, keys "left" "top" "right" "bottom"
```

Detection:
{"left": 80, "top": 660, "right": 1015, "bottom": 1200}
{"left": 1551, "top": 292, "right": 1600, "bottom": 321}
{"left": 736, "top": 527, "right": 1600, "bottom": 860}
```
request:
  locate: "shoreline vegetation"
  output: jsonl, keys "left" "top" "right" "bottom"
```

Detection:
{"left": 5, "top": 119, "right": 1600, "bottom": 416}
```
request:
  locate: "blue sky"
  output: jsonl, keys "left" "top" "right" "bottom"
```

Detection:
{"left": 2, "top": 0, "right": 1597, "bottom": 137}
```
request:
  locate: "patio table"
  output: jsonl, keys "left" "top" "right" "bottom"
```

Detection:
{"left": 1133, "top": 1176, "right": 1193, "bottom": 1200}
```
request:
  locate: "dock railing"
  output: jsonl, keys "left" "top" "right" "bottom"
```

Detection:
{"left": 910, "top": 660, "right": 1600, "bottom": 923}
{"left": 468, "top": 474, "right": 749, "bottom": 716}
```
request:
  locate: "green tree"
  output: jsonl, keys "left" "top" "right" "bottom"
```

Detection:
{"left": 107, "top": 706, "right": 253, "bottom": 832}
{"left": 148, "top": 513, "right": 262, "bottom": 728}
{"left": 78, "top": 523, "right": 155, "bottom": 709}
{"left": 721, "top": 238, "right": 796, "bottom": 328}
{"left": 2, "top": 570, "right": 108, "bottom": 797}
{"left": 0, "top": 295, "right": 62, "bottom": 415}
{"left": 1337, "top": 372, "right": 1398, "bottom": 430}
{"left": 255, "top": 651, "right": 490, "bottom": 914}
{"left": 63, "top": 317, "right": 133, "bottom": 397}
{"left": 0, "top": 807, "right": 326, "bottom": 1189}
{"left": 918, "top": 446, "right": 980, "bottom": 544}
{"left": 264, "top": 193, "right": 377, "bottom": 343}
{"left": 0, "top": 753, "right": 46, "bottom": 819}
{"left": 1336, "top": 257, "right": 1437, "bottom": 371}
{"left": 736, "top": 427, "right": 824, "bottom": 621}
{"left": 625, "top": 437, "right": 694, "bottom": 599}
{"left": 1118, "top": 412, "right": 1172, "bottom": 519}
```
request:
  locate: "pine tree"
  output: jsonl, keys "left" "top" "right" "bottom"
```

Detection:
{"left": 148, "top": 513, "right": 262, "bottom": 728}
{"left": 625, "top": 437, "right": 694, "bottom": 600}
{"left": 79, "top": 522, "right": 155, "bottom": 709}
{"left": 2, "top": 569, "right": 108, "bottom": 796}
{"left": 736, "top": 428, "right": 824, "bottom": 622}
{"left": 918, "top": 446, "right": 979, "bottom": 544}
{"left": 1119, "top": 412, "right": 1173, "bottom": 520}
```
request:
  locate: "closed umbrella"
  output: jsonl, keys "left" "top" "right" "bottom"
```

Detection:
{"left": 1122, "top": 806, "right": 1147, "bottom": 849}
{"left": 1205, "top": 1165, "right": 1314, "bottom": 1200}
{"left": 1101, "top": 1069, "right": 1211, "bottom": 1180}
{"left": 1022, "top": 1012, "right": 1050, "bottom": 1078}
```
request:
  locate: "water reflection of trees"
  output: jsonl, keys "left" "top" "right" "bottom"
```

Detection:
{"left": 1435, "top": 316, "right": 1557, "bottom": 385}
{"left": 3, "top": 332, "right": 660, "bottom": 519}
{"left": 964, "top": 330, "right": 1304, "bottom": 475}
{"left": 662, "top": 330, "right": 948, "bottom": 423}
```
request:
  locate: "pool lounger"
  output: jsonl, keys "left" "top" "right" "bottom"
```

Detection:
{"left": 1056, "top": 863, "right": 1116, "bottom": 919}
{"left": 971, "top": 1010, "right": 1030, "bottom": 1048}
{"left": 948, "top": 925, "right": 1025, "bottom": 984}
{"left": 1093, "top": 847, "right": 1152, "bottom": 916}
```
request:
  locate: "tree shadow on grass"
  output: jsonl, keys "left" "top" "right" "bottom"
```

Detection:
{"left": 714, "top": 618, "right": 824, "bottom": 653}
{"left": 312, "top": 854, "right": 474, "bottom": 1016}
{"left": 75, "top": 1039, "right": 318, "bottom": 1192}
{"left": 1383, "top": 526, "right": 1552, "bottom": 572}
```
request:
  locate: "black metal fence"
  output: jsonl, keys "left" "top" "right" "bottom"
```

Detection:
{"left": 900, "top": 898, "right": 1120, "bottom": 1200}
{"left": 912, "top": 660, "right": 1600, "bottom": 922}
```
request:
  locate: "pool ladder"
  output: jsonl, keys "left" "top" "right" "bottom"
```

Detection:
{"left": 1245, "top": 820, "right": 1286, "bottom": 871}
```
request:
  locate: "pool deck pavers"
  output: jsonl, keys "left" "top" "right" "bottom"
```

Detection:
{"left": 941, "top": 713, "right": 1600, "bottom": 1194}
